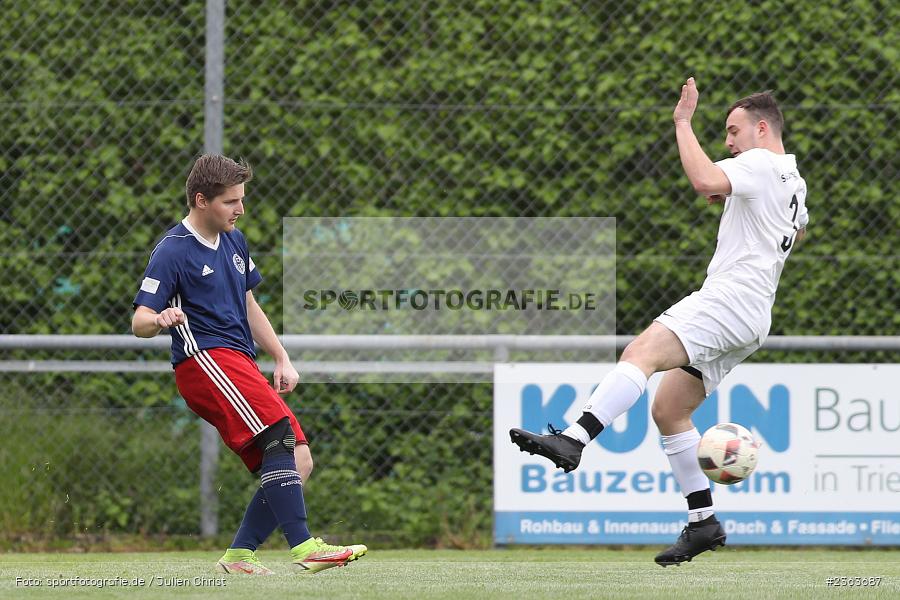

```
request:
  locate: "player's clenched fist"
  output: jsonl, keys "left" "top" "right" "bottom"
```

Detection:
{"left": 155, "top": 307, "right": 185, "bottom": 329}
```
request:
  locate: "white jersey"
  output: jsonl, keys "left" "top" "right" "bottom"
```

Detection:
{"left": 706, "top": 148, "right": 808, "bottom": 301}
{"left": 653, "top": 148, "right": 809, "bottom": 393}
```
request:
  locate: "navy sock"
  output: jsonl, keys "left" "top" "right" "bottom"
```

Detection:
{"left": 230, "top": 486, "right": 279, "bottom": 551}
{"left": 259, "top": 453, "right": 311, "bottom": 548}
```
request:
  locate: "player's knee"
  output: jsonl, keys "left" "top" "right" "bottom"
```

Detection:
{"left": 619, "top": 339, "right": 643, "bottom": 364}
{"left": 651, "top": 397, "right": 675, "bottom": 427}
{"left": 622, "top": 324, "right": 687, "bottom": 373}
{"left": 650, "top": 398, "right": 665, "bottom": 426}
{"left": 254, "top": 417, "right": 296, "bottom": 459}
{"left": 621, "top": 333, "right": 658, "bottom": 370}
{"left": 621, "top": 345, "right": 656, "bottom": 376}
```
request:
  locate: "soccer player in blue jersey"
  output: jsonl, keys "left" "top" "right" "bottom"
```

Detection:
{"left": 132, "top": 154, "right": 366, "bottom": 574}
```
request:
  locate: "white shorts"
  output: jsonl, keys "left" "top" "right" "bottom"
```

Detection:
{"left": 654, "top": 284, "right": 771, "bottom": 395}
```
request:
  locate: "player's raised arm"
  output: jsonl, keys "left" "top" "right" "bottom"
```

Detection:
{"left": 673, "top": 77, "right": 732, "bottom": 198}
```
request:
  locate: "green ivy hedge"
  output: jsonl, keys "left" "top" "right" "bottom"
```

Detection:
{"left": 1, "top": 0, "right": 896, "bottom": 546}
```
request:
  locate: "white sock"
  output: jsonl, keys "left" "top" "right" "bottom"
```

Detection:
{"left": 563, "top": 362, "right": 648, "bottom": 445}
{"left": 661, "top": 428, "right": 714, "bottom": 522}
{"left": 562, "top": 422, "right": 591, "bottom": 445}
{"left": 688, "top": 507, "right": 715, "bottom": 523}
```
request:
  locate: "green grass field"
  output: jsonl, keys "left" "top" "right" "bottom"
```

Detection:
{"left": 1, "top": 548, "right": 898, "bottom": 599}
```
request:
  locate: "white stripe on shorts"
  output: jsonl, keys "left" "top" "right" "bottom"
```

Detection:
{"left": 194, "top": 350, "right": 265, "bottom": 434}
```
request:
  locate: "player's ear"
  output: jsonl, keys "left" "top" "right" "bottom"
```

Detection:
{"left": 194, "top": 192, "right": 208, "bottom": 208}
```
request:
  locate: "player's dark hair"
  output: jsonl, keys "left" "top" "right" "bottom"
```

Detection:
{"left": 185, "top": 154, "right": 253, "bottom": 208}
{"left": 727, "top": 90, "right": 784, "bottom": 136}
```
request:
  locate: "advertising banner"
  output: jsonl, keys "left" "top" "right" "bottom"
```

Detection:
{"left": 494, "top": 364, "right": 900, "bottom": 545}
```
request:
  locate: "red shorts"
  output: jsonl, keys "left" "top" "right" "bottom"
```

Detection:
{"left": 174, "top": 347, "right": 306, "bottom": 472}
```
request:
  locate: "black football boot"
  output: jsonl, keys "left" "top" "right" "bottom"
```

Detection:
{"left": 509, "top": 424, "right": 585, "bottom": 473}
{"left": 654, "top": 515, "right": 726, "bottom": 567}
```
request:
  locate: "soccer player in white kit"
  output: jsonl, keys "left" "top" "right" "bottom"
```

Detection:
{"left": 510, "top": 78, "right": 808, "bottom": 566}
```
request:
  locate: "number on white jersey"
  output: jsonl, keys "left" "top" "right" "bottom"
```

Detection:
{"left": 779, "top": 194, "right": 800, "bottom": 252}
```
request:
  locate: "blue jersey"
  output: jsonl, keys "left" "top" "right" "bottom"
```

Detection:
{"left": 133, "top": 219, "right": 263, "bottom": 365}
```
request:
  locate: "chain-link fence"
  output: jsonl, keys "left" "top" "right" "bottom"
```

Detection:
{"left": 1, "top": 0, "right": 897, "bottom": 546}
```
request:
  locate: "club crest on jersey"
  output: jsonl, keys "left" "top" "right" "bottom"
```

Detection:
{"left": 232, "top": 254, "right": 246, "bottom": 275}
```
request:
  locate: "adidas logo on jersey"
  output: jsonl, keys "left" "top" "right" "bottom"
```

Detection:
{"left": 201, "top": 264, "right": 215, "bottom": 277}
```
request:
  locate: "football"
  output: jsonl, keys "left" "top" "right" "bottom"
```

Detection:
{"left": 697, "top": 423, "right": 761, "bottom": 484}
